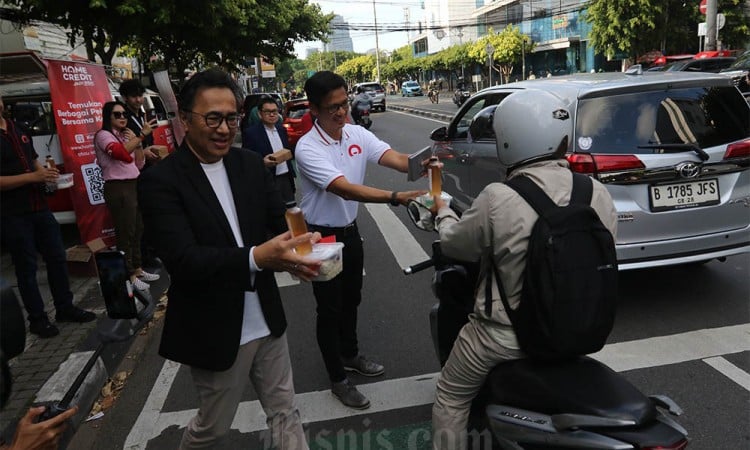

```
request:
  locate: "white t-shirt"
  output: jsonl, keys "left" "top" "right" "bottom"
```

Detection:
{"left": 200, "top": 159, "right": 271, "bottom": 345}
{"left": 295, "top": 122, "right": 391, "bottom": 226}
{"left": 263, "top": 125, "right": 289, "bottom": 176}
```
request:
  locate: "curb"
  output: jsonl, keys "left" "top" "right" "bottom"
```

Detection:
{"left": 0, "top": 266, "right": 169, "bottom": 446}
{"left": 387, "top": 104, "right": 454, "bottom": 122}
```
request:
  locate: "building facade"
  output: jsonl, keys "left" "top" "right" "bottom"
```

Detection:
{"left": 324, "top": 15, "right": 354, "bottom": 53}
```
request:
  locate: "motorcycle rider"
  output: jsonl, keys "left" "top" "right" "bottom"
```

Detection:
{"left": 350, "top": 86, "right": 372, "bottom": 125}
{"left": 428, "top": 89, "right": 618, "bottom": 450}
{"left": 428, "top": 79, "right": 440, "bottom": 103}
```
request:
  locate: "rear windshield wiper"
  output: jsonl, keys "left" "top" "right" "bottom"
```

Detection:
{"left": 637, "top": 143, "right": 709, "bottom": 161}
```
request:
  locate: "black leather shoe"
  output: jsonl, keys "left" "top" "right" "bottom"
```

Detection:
{"left": 55, "top": 306, "right": 96, "bottom": 323}
{"left": 29, "top": 318, "right": 60, "bottom": 338}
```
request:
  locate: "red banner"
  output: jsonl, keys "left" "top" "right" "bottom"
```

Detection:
{"left": 46, "top": 60, "right": 115, "bottom": 246}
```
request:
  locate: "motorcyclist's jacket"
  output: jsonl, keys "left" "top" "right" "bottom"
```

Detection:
{"left": 351, "top": 93, "right": 372, "bottom": 110}
{"left": 434, "top": 160, "right": 617, "bottom": 348}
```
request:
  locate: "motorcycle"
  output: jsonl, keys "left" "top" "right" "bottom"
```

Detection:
{"left": 352, "top": 102, "right": 372, "bottom": 130}
{"left": 403, "top": 235, "right": 689, "bottom": 449}
{"left": 453, "top": 88, "right": 471, "bottom": 107}
{"left": 429, "top": 87, "right": 440, "bottom": 104}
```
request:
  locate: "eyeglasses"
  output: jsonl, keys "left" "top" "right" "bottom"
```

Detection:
{"left": 112, "top": 111, "right": 126, "bottom": 119}
{"left": 323, "top": 101, "right": 350, "bottom": 115}
{"left": 185, "top": 110, "right": 241, "bottom": 129}
{"left": 261, "top": 109, "right": 279, "bottom": 115}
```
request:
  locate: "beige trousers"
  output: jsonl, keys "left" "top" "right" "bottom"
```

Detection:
{"left": 432, "top": 320, "right": 524, "bottom": 450}
{"left": 179, "top": 333, "right": 308, "bottom": 450}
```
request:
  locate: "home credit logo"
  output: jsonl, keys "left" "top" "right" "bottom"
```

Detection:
{"left": 348, "top": 144, "right": 362, "bottom": 156}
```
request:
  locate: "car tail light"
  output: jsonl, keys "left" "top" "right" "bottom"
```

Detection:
{"left": 567, "top": 153, "right": 645, "bottom": 174}
{"left": 642, "top": 438, "right": 689, "bottom": 450}
{"left": 723, "top": 139, "right": 750, "bottom": 159}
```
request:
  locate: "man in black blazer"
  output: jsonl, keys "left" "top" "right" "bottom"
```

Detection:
{"left": 138, "top": 69, "right": 320, "bottom": 450}
{"left": 241, "top": 96, "right": 296, "bottom": 207}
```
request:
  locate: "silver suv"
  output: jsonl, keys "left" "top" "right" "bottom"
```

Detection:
{"left": 425, "top": 70, "right": 750, "bottom": 270}
{"left": 354, "top": 82, "right": 386, "bottom": 111}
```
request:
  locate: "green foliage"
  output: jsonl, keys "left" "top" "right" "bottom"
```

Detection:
{"left": 717, "top": 0, "right": 750, "bottom": 50}
{"left": 3, "top": 0, "right": 331, "bottom": 83}
{"left": 585, "top": 0, "right": 748, "bottom": 61}
{"left": 469, "top": 26, "right": 532, "bottom": 83}
{"left": 336, "top": 55, "right": 376, "bottom": 84}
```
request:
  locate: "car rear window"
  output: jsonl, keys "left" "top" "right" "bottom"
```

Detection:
{"left": 575, "top": 86, "right": 750, "bottom": 154}
{"left": 286, "top": 103, "right": 309, "bottom": 119}
{"left": 361, "top": 84, "right": 383, "bottom": 92}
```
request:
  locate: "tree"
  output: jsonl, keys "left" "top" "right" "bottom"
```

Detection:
{"left": 714, "top": 0, "right": 750, "bottom": 51}
{"left": 585, "top": 0, "right": 748, "bottom": 64}
{"left": 469, "top": 26, "right": 531, "bottom": 85}
{"left": 3, "top": 0, "right": 331, "bottom": 83}
{"left": 585, "top": 0, "right": 670, "bottom": 62}
{"left": 336, "top": 55, "right": 376, "bottom": 85}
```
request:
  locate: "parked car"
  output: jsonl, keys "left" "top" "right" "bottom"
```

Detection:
{"left": 353, "top": 82, "right": 386, "bottom": 111}
{"left": 401, "top": 80, "right": 423, "bottom": 97}
{"left": 720, "top": 50, "right": 750, "bottom": 100}
{"left": 659, "top": 57, "right": 736, "bottom": 73}
{"left": 422, "top": 70, "right": 750, "bottom": 270}
{"left": 282, "top": 98, "right": 310, "bottom": 149}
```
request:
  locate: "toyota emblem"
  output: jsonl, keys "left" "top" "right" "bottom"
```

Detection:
{"left": 676, "top": 161, "right": 701, "bottom": 179}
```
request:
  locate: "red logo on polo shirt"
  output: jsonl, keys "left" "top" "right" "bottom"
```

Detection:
{"left": 348, "top": 144, "right": 362, "bottom": 157}
{"left": 21, "top": 135, "right": 30, "bottom": 144}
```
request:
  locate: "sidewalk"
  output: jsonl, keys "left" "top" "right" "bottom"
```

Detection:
{"left": 0, "top": 248, "right": 167, "bottom": 443}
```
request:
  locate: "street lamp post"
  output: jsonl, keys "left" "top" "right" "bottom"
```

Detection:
{"left": 486, "top": 43, "right": 494, "bottom": 87}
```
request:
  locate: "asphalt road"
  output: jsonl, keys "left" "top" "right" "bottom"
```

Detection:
{"left": 70, "top": 104, "right": 750, "bottom": 450}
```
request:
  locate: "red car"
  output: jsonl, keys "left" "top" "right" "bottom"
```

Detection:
{"left": 282, "top": 98, "right": 310, "bottom": 149}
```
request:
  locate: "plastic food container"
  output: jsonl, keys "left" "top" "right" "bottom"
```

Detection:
{"left": 56, "top": 173, "right": 74, "bottom": 189}
{"left": 416, "top": 191, "right": 452, "bottom": 209}
{"left": 309, "top": 242, "right": 344, "bottom": 281}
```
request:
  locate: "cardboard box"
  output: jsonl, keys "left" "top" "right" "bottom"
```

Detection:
{"left": 66, "top": 238, "right": 107, "bottom": 278}
{"left": 269, "top": 148, "right": 292, "bottom": 163}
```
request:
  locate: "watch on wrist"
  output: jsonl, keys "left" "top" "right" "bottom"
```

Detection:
{"left": 390, "top": 191, "right": 400, "bottom": 206}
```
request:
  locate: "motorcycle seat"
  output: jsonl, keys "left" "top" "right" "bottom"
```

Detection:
{"left": 484, "top": 356, "right": 656, "bottom": 425}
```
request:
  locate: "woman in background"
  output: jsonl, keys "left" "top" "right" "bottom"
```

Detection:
{"left": 94, "top": 101, "right": 159, "bottom": 291}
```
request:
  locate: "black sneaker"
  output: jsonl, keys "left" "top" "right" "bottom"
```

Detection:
{"left": 55, "top": 306, "right": 96, "bottom": 323}
{"left": 331, "top": 379, "right": 370, "bottom": 409}
{"left": 29, "top": 318, "right": 60, "bottom": 338}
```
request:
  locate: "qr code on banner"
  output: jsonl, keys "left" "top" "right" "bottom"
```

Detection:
{"left": 80, "top": 162, "right": 105, "bottom": 205}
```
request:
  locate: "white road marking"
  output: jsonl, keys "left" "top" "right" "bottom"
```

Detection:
{"left": 124, "top": 323, "right": 750, "bottom": 447}
{"left": 590, "top": 323, "right": 750, "bottom": 372}
{"left": 124, "top": 360, "right": 181, "bottom": 449}
{"left": 702, "top": 356, "right": 750, "bottom": 391}
{"left": 365, "top": 203, "right": 430, "bottom": 269}
{"left": 123, "top": 207, "right": 750, "bottom": 448}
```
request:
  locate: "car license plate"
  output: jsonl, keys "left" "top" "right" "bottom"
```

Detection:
{"left": 649, "top": 179, "right": 720, "bottom": 212}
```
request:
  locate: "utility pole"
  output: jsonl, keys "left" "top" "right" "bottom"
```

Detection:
{"left": 705, "top": 0, "right": 718, "bottom": 51}
{"left": 486, "top": 43, "right": 494, "bottom": 87}
{"left": 373, "top": 0, "right": 382, "bottom": 82}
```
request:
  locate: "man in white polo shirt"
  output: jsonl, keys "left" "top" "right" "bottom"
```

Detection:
{"left": 295, "top": 71, "right": 425, "bottom": 409}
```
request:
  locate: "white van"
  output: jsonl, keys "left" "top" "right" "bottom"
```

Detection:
{"left": 0, "top": 52, "right": 170, "bottom": 224}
